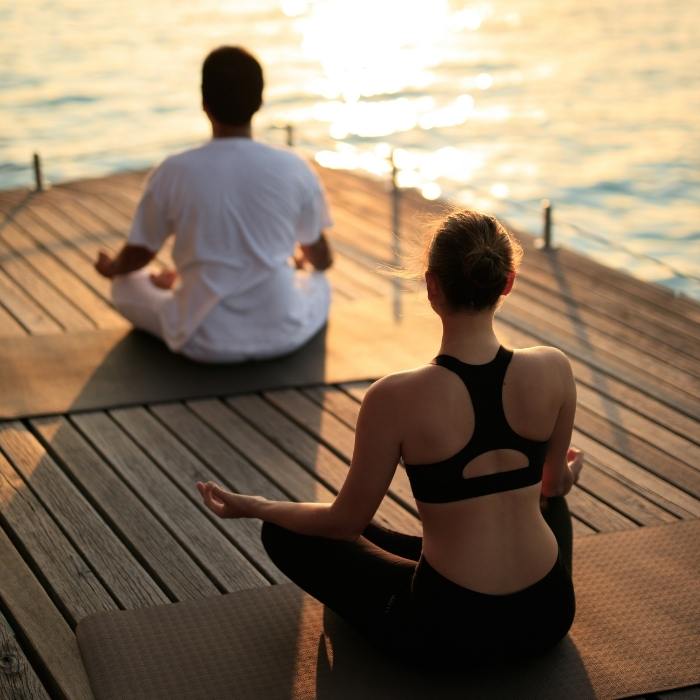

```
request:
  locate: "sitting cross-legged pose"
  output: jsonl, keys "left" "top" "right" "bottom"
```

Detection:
{"left": 95, "top": 46, "right": 333, "bottom": 363}
{"left": 197, "top": 209, "right": 583, "bottom": 667}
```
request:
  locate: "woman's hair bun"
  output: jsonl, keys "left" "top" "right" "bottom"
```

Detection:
{"left": 427, "top": 210, "right": 522, "bottom": 310}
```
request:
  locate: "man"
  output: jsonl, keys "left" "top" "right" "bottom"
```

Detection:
{"left": 95, "top": 46, "right": 333, "bottom": 362}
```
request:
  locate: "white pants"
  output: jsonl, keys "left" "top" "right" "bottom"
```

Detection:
{"left": 111, "top": 268, "right": 330, "bottom": 363}
{"left": 111, "top": 268, "right": 172, "bottom": 340}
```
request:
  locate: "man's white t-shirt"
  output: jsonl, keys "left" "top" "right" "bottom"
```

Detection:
{"left": 128, "top": 138, "right": 332, "bottom": 361}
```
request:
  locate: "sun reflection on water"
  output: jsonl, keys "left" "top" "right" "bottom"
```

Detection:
{"left": 298, "top": 0, "right": 454, "bottom": 101}
{"left": 2, "top": 0, "right": 698, "bottom": 296}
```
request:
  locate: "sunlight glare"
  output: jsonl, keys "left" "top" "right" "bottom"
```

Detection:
{"left": 299, "top": 0, "right": 451, "bottom": 101}
{"left": 421, "top": 182, "right": 442, "bottom": 200}
{"left": 281, "top": 0, "right": 309, "bottom": 17}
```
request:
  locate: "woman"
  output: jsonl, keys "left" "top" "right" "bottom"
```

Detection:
{"left": 197, "top": 209, "right": 583, "bottom": 667}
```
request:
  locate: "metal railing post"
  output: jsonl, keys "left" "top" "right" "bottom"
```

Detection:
{"left": 390, "top": 150, "right": 402, "bottom": 319}
{"left": 542, "top": 199, "right": 553, "bottom": 250}
{"left": 33, "top": 152, "right": 44, "bottom": 192}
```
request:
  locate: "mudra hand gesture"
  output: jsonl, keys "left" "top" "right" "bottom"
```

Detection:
{"left": 197, "top": 481, "right": 264, "bottom": 519}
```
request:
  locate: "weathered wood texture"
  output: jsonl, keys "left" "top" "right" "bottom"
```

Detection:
{"left": 0, "top": 165, "right": 698, "bottom": 697}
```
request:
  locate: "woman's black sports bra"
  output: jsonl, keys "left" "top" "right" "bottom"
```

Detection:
{"left": 404, "top": 347, "right": 549, "bottom": 503}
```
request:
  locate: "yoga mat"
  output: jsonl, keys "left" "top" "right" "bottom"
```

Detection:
{"left": 0, "top": 294, "right": 443, "bottom": 419}
{"left": 77, "top": 520, "right": 700, "bottom": 700}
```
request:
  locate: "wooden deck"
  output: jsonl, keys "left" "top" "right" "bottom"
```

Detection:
{"left": 0, "top": 166, "right": 698, "bottom": 699}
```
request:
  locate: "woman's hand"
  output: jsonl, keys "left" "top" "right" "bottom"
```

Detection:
{"left": 541, "top": 446, "right": 584, "bottom": 499}
{"left": 196, "top": 481, "right": 265, "bottom": 519}
{"left": 567, "top": 447, "right": 584, "bottom": 484}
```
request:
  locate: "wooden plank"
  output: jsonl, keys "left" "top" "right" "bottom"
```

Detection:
{"left": 7, "top": 207, "right": 125, "bottom": 326}
{"left": 31, "top": 416, "right": 219, "bottom": 602}
{"left": 323, "top": 172, "right": 700, "bottom": 337}
{"left": 328, "top": 169, "right": 700, "bottom": 328}
{"left": 501, "top": 318, "right": 699, "bottom": 445}
{"left": 332, "top": 252, "right": 395, "bottom": 297}
{"left": 264, "top": 389, "right": 417, "bottom": 514}
{"left": 42, "top": 185, "right": 171, "bottom": 272}
{"left": 0, "top": 451, "right": 116, "bottom": 626}
{"left": 44, "top": 190, "right": 126, "bottom": 240}
{"left": 302, "top": 385, "right": 362, "bottom": 429}
{"left": 565, "top": 486, "right": 638, "bottom": 532}
{"left": 520, "top": 239, "right": 700, "bottom": 334}
{"left": 514, "top": 275, "right": 700, "bottom": 373}
{"left": 56, "top": 185, "right": 133, "bottom": 230}
{"left": 572, "top": 430, "right": 700, "bottom": 519}
{"left": 0, "top": 237, "right": 92, "bottom": 332}
{"left": 0, "top": 423, "right": 168, "bottom": 610}
{"left": 575, "top": 383, "right": 700, "bottom": 469}
{"left": 571, "top": 518, "right": 596, "bottom": 536}
{"left": 498, "top": 302, "right": 699, "bottom": 420}
{"left": 0, "top": 611, "right": 51, "bottom": 700}
{"left": 149, "top": 403, "right": 289, "bottom": 502}
{"left": 71, "top": 410, "right": 267, "bottom": 592}
{"left": 0, "top": 268, "right": 60, "bottom": 335}
{"left": 145, "top": 402, "right": 288, "bottom": 582}
{"left": 339, "top": 381, "right": 372, "bottom": 403}
{"left": 0, "top": 305, "right": 26, "bottom": 338}
{"left": 111, "top": 405, "right": 278, "bottom": 582}
{"left": 187, "top": 398, "right": 337, "bottom": 505}
{"left": 502, "top": 293, "right": 700, "bottom": 406}
{"left": 227, "top": 394, "right": 421, "bottom": 536}
{"left": 576, "top": 463, "right": 678, "bottom": 527}
{"left": 324, "top": 268, "right": 359, "bottom": 302}
{"left": 574, "top": 406, "right": 700, "bottom": 498}
{"left": 0, "top": 528, "right": 93, "bottom": 700}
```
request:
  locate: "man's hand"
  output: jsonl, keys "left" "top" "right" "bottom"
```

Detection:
{"left": 299, "top": 233, "right": 333, "bottom": 271}
{"left": 150, "top": 268, "right": 178, "bottom": 289}
{"left": 292, "top": 249, "right": 306, "bottom": 270}
{"left": 95, "top": 251, "right": 117, "bottom": 278}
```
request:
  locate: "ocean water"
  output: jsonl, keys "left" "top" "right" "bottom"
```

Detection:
{"left": 1, "top": 0, "right": 699, "bottom": 298}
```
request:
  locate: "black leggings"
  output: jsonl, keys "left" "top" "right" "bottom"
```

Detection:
{"left": 261, "top": 496, "right": 575, "bottom": 667}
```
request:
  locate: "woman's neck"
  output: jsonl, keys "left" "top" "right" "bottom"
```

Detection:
{"left": 437, "top": 308, "right": 501, "bottom": 362}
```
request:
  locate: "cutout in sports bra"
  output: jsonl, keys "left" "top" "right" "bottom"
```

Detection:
{"left": 404, "top": 347, "right": 548, "bottom": 503}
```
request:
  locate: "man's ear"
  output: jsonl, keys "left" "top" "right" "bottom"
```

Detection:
{"left": 502, "top": 269, "right": 516, "bottom": 296}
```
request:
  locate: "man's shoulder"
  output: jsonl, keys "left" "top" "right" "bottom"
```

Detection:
{"left": 160, "top": 142, "right": 212, "bottom": 169}
{"left": 252, "top": 141, "right": 314, "bottom": 170}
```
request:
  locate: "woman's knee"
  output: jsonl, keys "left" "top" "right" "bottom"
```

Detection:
{"left": 261, "top": 521, "right": 296, "bottom": 560}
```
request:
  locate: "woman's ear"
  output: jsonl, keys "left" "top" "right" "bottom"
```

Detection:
{"left": 502, "top": 269, "right": 516, "bottom": 296}
{"left": 425, "top": 270, "right": 438, "bottom": 303}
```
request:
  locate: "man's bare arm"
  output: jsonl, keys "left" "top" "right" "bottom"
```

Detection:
{"left": 299, "top": 232, "right": 333, "bottom": 271}
{"left": 95, "top": 244, "right": 156, "bottom": 278}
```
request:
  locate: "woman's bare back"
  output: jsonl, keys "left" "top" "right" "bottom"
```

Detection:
{"left": 383, "top": 345, "right": 571, "bottom": 593}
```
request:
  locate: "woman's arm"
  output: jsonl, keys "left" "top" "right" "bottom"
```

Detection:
{"left": 198, "top": 376, "right": 402, "bottom": 540}
{"left": 541, "top": 349, "right": 584, "bottom": 497}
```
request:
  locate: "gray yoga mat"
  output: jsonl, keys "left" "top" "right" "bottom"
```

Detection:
{"left": 0, "top": 294, "right": 442, "bottom": 419}
{"left": 76, "top": 519, "right": 700, "bottom": 700}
